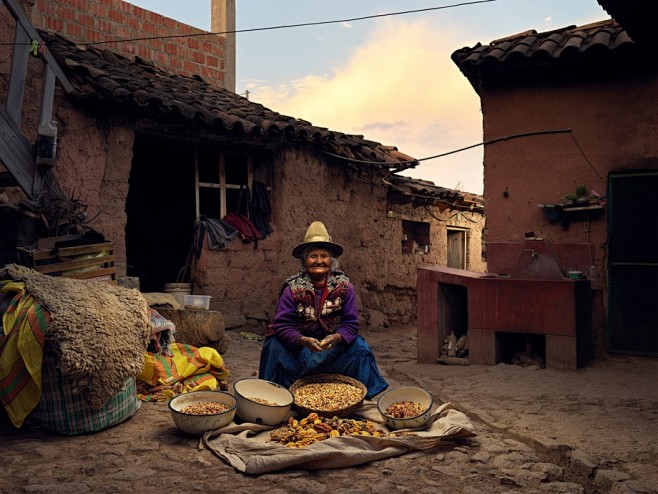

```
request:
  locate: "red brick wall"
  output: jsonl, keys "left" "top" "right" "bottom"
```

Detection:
{"left": 31, "top": 0, "right": 227, "bottom": 87}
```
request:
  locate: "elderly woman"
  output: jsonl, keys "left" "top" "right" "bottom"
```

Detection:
{"left": 258, "top": 221, "right": 388, "bottom": 399}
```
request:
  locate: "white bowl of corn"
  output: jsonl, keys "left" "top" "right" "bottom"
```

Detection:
{"left": 168, "top": 390, "right": 236, "bottom": 435}
{"left": 233, "top": 378, "right": 293, "bottom": 426}
{"left": 376, "top": 386, "right": 433, "bottom": 430}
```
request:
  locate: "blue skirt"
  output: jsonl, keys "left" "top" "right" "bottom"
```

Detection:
{"left": 258, "top": 336, "right": 389, "bottom": 399}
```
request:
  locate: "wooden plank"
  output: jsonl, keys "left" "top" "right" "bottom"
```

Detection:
{"left": 0, "top": 103, "right": 36, "bottom": 198}
{"left": 36, "top": 234, "right": 84, "bottom": 249}
{"left": 39, "top": 65, "right": 56, "bottom": 127}
{"left": 2, "top": 0, "right": 74, "bottom": 93}
{"left": 6, "top": 22, "right": 29, "bottom": 124}
{"left": 32, "top": 254, "right": 115, "bottom": 275}
{"left": 18, "top": 242, "right": 114, "bottom": 261}
{"left": 59, "top": 268, "right": 116, "bottom": 281}
{"left": 16, "top": 239, "right": 116, "bottom": 282}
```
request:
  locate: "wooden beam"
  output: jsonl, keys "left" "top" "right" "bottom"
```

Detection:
{"left": 6, "top": 22, "right": 29, "bottom": 124}
{"left": 2, "top": 0, "right": 74, "bottom": 93}
{"left": 0, "top": 103, "right": 36, "bottom": 199}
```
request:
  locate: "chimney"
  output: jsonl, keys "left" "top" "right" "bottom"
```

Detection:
{"left": 211, "top": 0, "right": 236, "bottom": 93}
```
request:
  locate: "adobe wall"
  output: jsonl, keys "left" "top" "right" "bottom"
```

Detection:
{"left": 192, "top": 148, "right": 478, "bottom": 332}
{"left": 480, "top": 78, "right": 658, "bottom": 355}
{"left": 1, "top": 1, "right": 484, "bottom": 332}
{"left": 392, "top": 201, "right": 486, "bottom": 274}
{"left": 482, "top": 79, "right": 657, "bottom": 249}
{"left": 0, "top": 0, "right": 132, "bottom": 263}
{"left": 30, "top": 0, "right": 228, "bottom": 88}
{"left": 191, "top": 147, "right": 402, "bottom": 331}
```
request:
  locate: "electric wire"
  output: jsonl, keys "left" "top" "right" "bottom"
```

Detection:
{"left": 4, "top": 2, "right": 604, "bottom": 196}
{"left": 323, "top": 129, "right": 574, "bottom": 167}
{"left": 324, "top": 128, "right": 602, "bottom": 198}
{"left": 1, "top": 1, "right": 496, "bottom": 47}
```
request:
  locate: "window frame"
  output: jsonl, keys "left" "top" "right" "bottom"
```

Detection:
{"left": 446, "top": 226, "right": 468, "bottom": 269}
{"left": 194, "top": 147, "right": 271, "bottom": 220}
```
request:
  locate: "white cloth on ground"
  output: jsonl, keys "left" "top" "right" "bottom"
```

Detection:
{"left": 201, "top": 401, "right": 476, "bottom": 474}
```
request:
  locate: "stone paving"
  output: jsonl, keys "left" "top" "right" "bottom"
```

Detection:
{"left": 1, "top": 325, "right": 656, "bottom": 494}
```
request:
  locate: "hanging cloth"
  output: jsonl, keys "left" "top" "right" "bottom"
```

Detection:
{"left": 250, "top": 180, "right": 273, "bottom": 239}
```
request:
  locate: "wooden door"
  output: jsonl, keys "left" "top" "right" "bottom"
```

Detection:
{"left": 447, "top": 228, "right": 466, "bottom": 269}
{"left": 607, "top": 171, "right": 658, "bottom": 356}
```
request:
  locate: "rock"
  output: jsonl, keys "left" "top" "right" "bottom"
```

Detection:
{"left": 156, "top": 308, "right": 229, "bottom": 354}
{"left": 529, "top": 462, "right": 564, "bottom": 482}
{"left": 223, "top": 314, "right": 247, "bottom": 329}
{"left": 246, "top": 312, "right": 269, "bottom": 322}
{"left": 538, "top": 481, "right": 585, "bottom": 494}
{"left": 500, "top": 467, "right": 548, "bottom": 485}
{"left": 365, "top": 309, "right": 389, "bottom": 330}
{"left": 24, "top": 483, "right": 93, "bottom": 493}
{"left": 594, "top": 469, "right": 632, "bottom": 490}
{"left": 569, "top": 448, "right": 598, "bottom": 477}
{"left": 492, "top": 451, "right": 538, "bottom": 469}
{"left": 609, "top": 479, "right": 657, "bottom": 493}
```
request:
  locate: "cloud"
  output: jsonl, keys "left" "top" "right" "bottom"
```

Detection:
{"left": 245, "top": 17, "right": 484, "bottom": 193}
{"left": 340, "top": 22, "right": 353, "bottom": 29}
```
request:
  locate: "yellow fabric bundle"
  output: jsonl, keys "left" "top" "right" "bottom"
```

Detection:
{"left": 0, "top": 281, "right": 50, "bottom": 427}
{"left": 137, "top": 342, "right": 230, "bottom": 401}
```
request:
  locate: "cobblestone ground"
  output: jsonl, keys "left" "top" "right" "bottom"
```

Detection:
{"left": 1, "top": 325, "right": 656, "bottom": 494}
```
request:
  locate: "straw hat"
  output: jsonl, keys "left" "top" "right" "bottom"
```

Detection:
{"left": 292, "top": 221, "right": 344, "bottom": 259}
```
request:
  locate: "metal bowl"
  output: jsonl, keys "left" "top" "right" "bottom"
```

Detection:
{"left": 377, "top": 386, "right": 433, "bottom": 430}
{"left": 233, "top": 378, "right": 293, "bottom": 425}
{"left": 168, "top": 390, "right": 237, "bottom": 435}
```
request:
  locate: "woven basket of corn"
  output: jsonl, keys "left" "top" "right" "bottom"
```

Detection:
{"left": 289, "top": 373, "right": 367, "bottom": 418}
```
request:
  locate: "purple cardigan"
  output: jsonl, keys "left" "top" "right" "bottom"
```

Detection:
{"left": 270, "top": 283, "right": 360, "bottom": 349}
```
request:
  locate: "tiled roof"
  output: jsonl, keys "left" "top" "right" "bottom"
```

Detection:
{"left": 451, "top": 19, "right": 635, "bottom": 83}
{"left": 388, "top": 175, "right": 484, "bottom": 211}
{"left": 41, "top": 32, "right": 413, "bottom": 170}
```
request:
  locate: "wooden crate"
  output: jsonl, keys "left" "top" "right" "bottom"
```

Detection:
{"left": 17, "top": 240, "right": 116, "bottom": 282}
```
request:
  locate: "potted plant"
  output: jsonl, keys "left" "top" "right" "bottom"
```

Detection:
{"left": 562, "top": 185, "right": 590, "bottom": 207}
{"left": 574, "top": 185, "right": 590, "bottom": 206}
{"left": 562, "top": 193, "right": 578, "bottom": 207}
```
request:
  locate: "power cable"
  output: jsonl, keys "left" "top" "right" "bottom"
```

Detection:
{"left": 1, "top": 1, "right": 496, "bottom": 46}
{"left": 323, "top": 129, "right": 574, "bottom": 166}
{"left": 327, "top": 128, "right": 604, "bottom": 195}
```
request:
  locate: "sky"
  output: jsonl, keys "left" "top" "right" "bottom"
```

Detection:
{"left": 124, "top": 0, "right": 609, "bottom": 194}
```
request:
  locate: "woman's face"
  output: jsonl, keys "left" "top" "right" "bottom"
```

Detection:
{"left": 305, "top": 248, "right": 332, "bottom": 280}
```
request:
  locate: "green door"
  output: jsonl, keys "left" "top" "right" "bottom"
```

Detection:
{"left": 608, "top": 172, "right": 658, "bottom": 356}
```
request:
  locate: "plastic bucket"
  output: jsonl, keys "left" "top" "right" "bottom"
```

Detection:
{"left": 163, "top": 282, "right": 192, "bottom": 307}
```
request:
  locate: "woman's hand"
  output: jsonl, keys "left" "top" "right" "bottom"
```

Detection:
{"left": 299, "top": 336, "right": 324, "bottom": 353}
{"left": 319, "top": 334, "right": 343, "bottom": 351}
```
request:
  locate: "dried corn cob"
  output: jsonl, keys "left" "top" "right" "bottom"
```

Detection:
{"left": 270, "top": 413, "right": 414, "bottom": 448}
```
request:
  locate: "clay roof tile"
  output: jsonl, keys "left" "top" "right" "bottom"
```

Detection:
{"left": 40, "top": 31, "right": 414, "bottom": 171}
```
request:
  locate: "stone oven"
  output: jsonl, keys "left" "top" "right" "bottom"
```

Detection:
{"left": 417, "top": 239, "right": 592, "bottom": 370}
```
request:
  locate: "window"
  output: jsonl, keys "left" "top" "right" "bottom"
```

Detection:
{"left": 195, "top": 147, "right": 272, "bottom": 219}
{"left": 447, "top": 227, "right": 467, "bottom": 268}
{"left": 402, "top": 220, "right": 430, "bottom": 254}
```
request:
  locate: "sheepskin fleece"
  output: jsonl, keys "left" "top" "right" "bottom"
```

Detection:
{"left": 1, "top": 264, "right": 151, "bottom": 408}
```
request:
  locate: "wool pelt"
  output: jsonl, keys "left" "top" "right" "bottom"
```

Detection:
{"left": 1, "top": 264, "right": 152, "bottom": 408}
